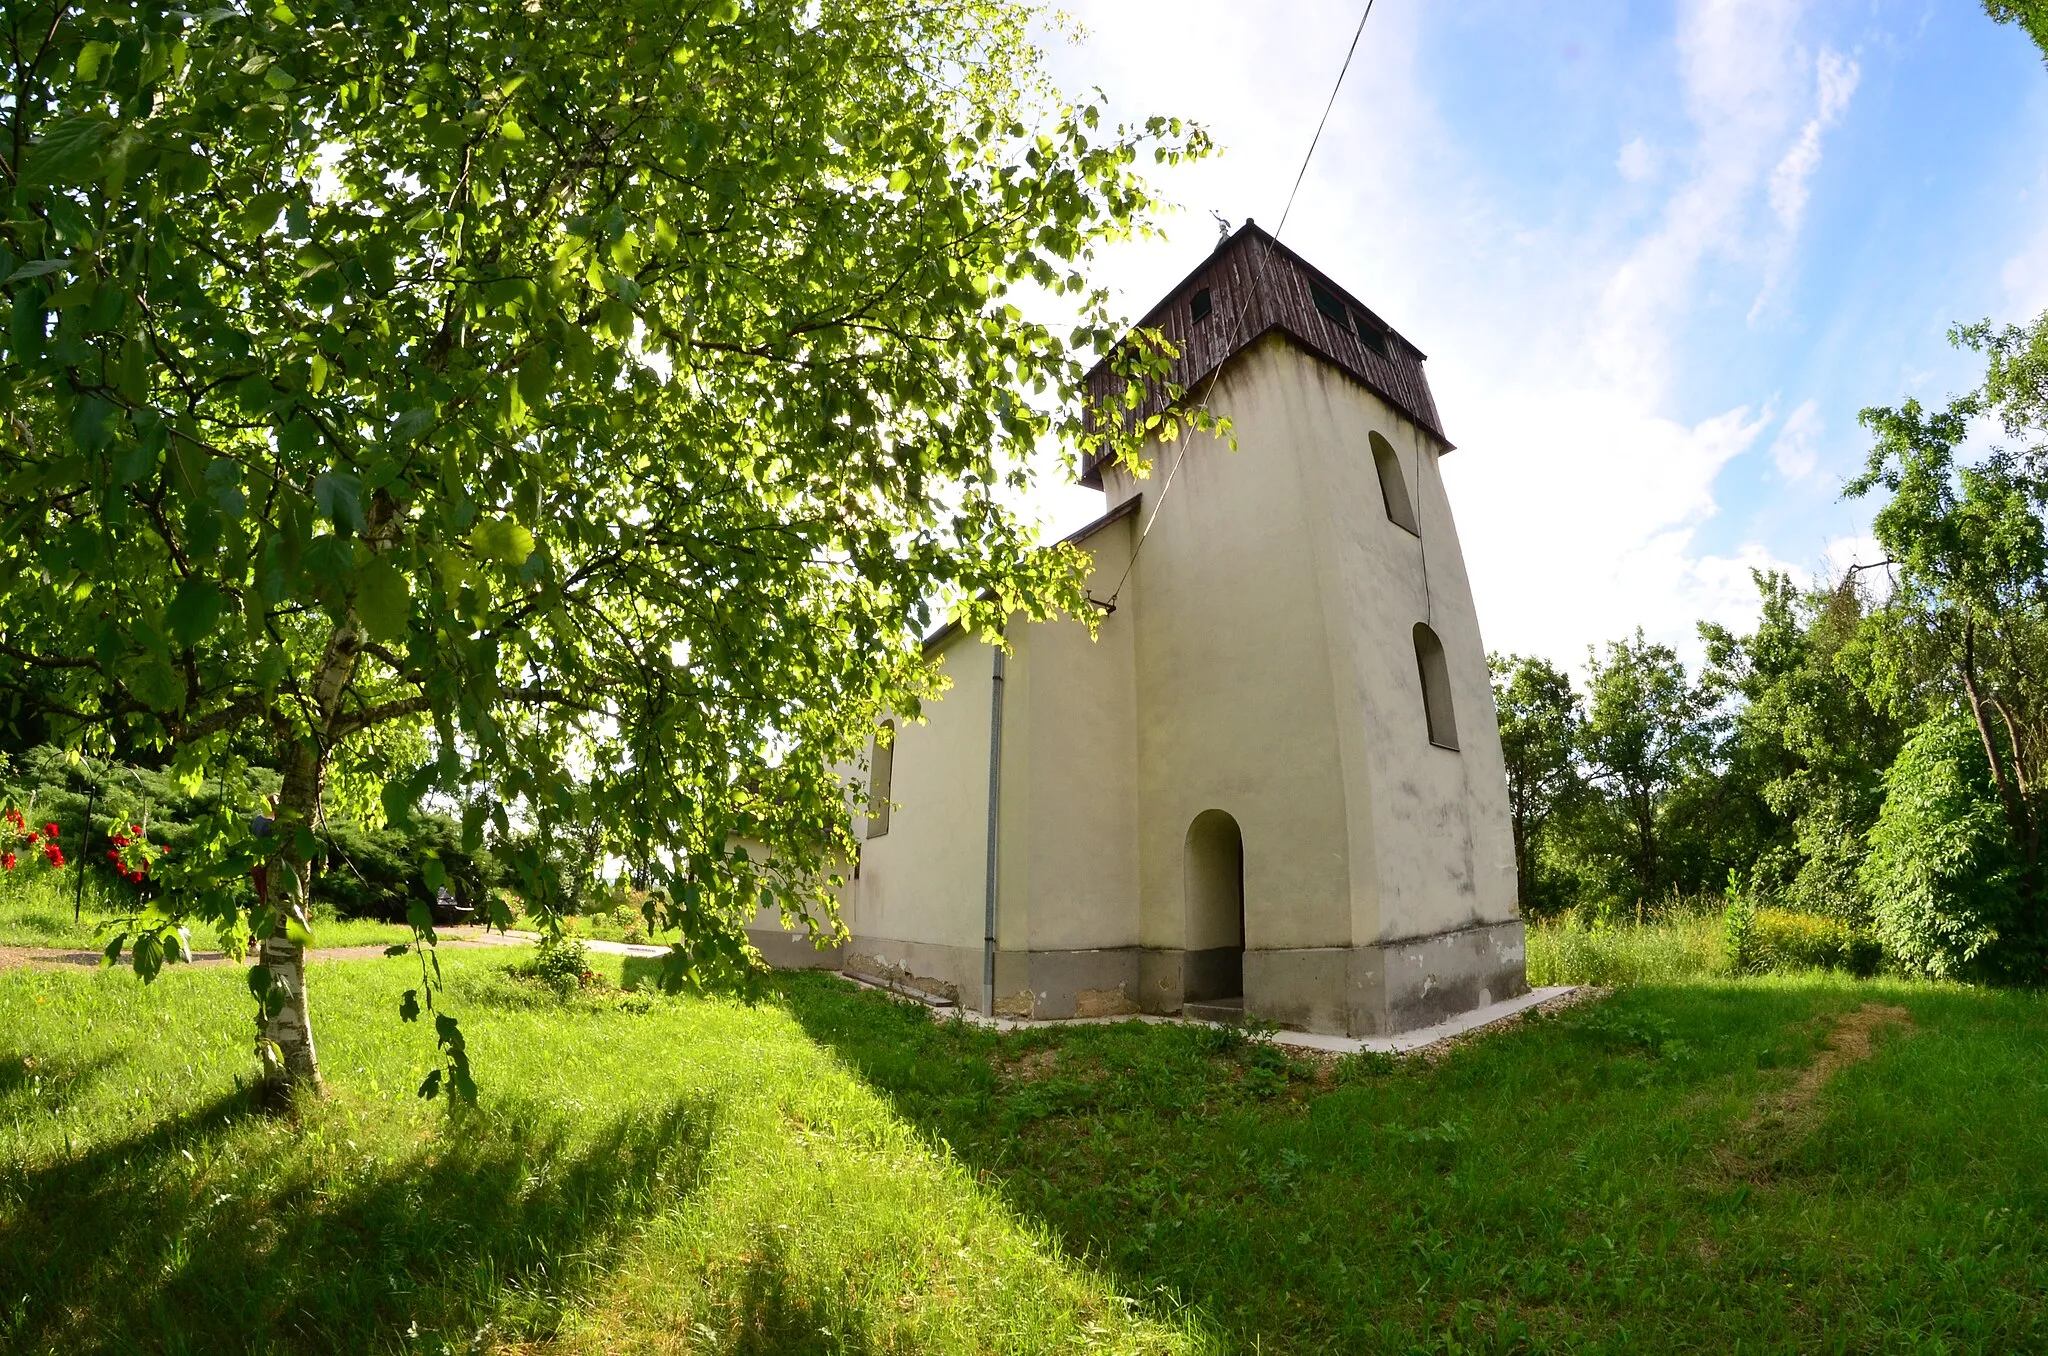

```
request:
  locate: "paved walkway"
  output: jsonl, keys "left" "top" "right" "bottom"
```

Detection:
{"left": 839, "top": 967, "right": 1584, "bottom": 1056}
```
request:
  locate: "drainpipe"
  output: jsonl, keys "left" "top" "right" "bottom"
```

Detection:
{"left": 982, "top": 644, "right": 1006, "bottom": 1017}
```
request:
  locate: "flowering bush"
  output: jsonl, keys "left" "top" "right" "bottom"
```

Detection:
{"left": 1, "top": 807, "right": 63, "bottom": 872}
{"left": 106, "top": 823, "right": 167, "bottom": 886}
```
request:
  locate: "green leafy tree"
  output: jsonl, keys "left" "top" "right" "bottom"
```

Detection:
{"left": 1577, "top": 631, "right": 1713, "bottom": 906}
{"left": 1701, "top": 570, "right": 1902, "bottom": 922}
{"left": 1851, "top": 313, "right": 2048, "bottom": 979}
{"left": 1488, "top": 652, "right": 1581, "bottom": 915}
{"left": 0, "top": 0, "right": 1204, "bottom": 1099}
{"left": 1849, "top": 316, "right": 2048, "bottom": 925}
{"left": 1985, "top": 1, "right": 2048, "bottom": 66}
{"left": 1863, "top": 714, "right": 2028, "bottom": 979}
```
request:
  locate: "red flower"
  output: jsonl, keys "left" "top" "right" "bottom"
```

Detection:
{"left": 43, "top": 844, "right": 64, "bottom": 868}
{"left": 129, "top": 824, "right": 141, "bottom": 835}
{"left": 1, "top": 853, "right": 14, "bottom": 871}
{"left": 43, "top": 824, "right": 58, "bottom": 839}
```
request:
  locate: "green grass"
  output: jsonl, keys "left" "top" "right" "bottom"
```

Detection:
{"left": 0, "top": 869, "right": 417, "bottom": 952}
{"left": 5, "top": 950, "right": 2048, "bottom": 1352}
{"left": 1526, "top": 912, "right": 1727, "bottom": 986}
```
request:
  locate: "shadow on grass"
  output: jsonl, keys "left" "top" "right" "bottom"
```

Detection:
{"left": 0, "top": 1085, "right": 717, "bottom": 1354}
{"left": 0, "top": 1047, "right": 121, "bottom": 1116}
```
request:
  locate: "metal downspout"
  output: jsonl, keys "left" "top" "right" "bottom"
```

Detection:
{"left": 982, "top": 644, "right": 1006, "bottom": 1017}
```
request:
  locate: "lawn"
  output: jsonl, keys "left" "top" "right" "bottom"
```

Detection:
{"left": 3, "top": 947, "right": 2046, "bottom": 1353}
{"left": 0, "top": 869, "right": 417, "bottom": 952}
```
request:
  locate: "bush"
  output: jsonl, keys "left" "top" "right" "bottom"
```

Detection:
{"left": 315, "top": 815, "right": 499, "bottom": 922}
{"left": 519, "top": 935, "right": 595, "bottom": 997}
{"left": 1861, "top": 716, "right": 2032, "bottom": 981}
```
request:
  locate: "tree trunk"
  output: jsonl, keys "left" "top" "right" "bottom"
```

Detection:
{"left": 257, "top": 737, "right": 328, "bottom": 1102}
{"left": 255, "top": 491, "right": 394, "bottom": 1100}
{"left": 1960, "top": 622, "right": 2032, "bottom": 859}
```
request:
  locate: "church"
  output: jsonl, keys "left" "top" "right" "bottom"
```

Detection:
{"left": 753, "top": 222, "right": 1526, "bottom": 1037}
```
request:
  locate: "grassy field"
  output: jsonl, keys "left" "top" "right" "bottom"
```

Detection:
{"left": 0, "top": 870, "right": 416, "bottom": 952}
{"left": 1526, "top": 912, "right": 1726, "bottom": 987}
{"left": 3, "top": 945, "right": 2047, "bottom": 1353}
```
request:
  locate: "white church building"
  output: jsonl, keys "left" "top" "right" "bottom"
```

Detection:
{"left": 753, "top": 222, "right": 1526, "bottom": 1037}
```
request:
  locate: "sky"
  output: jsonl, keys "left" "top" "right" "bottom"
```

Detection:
{"left": 1021, "top": 0, "right": 2048, "bottom": 671}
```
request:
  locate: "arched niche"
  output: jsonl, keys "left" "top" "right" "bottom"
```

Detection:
{"left": 1184, "top": 809, "right": 1245, "bottom": 1001}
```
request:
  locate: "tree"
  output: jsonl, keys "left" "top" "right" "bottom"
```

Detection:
{"left": 0, "top": 0, "right": 1205, "bottom": 1099}
{"left": 1863, "top": 714, "right": 2028, "bottom": 979}
{"left": 1577, "top": 631, "right": 1711, "bottom": 905}
{"left": 1488, "top": 653, "right": 1580, "bottom": 915}
{"left": 1848, "top": 312, "right": 2048, "bottom": 962}
{"left": 1985, "top": 1, "right": 2048, "bottom": 66}
{"left": 1701, "top": 570, "right": 1902, "bottom": 922}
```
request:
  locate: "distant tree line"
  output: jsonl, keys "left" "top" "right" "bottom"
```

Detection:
{"left": 1493, "top": 311, "right": 2048, "bottom": 982}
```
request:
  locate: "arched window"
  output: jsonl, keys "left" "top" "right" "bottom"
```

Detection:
{"left": 1413, "top": 624, "right": 1459, "bottom": 750}
{"left": 865, "top": 721, "right": 895, "bottom": 838}
{"left": 1370, "top": 431, "right": 1418, "bottom": 534}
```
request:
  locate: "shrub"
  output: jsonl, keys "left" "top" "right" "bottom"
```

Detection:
{"left": 1861, "top": 715, "right": 2031, "bottom": 981}
{"left": 520, "top": 935, "right": 595, "bottom": 997}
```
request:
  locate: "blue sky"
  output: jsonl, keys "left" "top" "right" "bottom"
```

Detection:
{"left": 1029, "top": 0, "right": 2048, "bottom": 670}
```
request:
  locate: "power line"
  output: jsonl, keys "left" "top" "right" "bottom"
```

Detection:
{"left": 1277, "top": 0, "right": 1377, "bottom": 239}
{"left": 1096, "top": 0, "right": 1380, "bottom": 610}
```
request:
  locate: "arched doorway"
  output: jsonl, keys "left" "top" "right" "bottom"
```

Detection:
{"left": 1184, "top": 810, "right": 1245, "bottom": 1004}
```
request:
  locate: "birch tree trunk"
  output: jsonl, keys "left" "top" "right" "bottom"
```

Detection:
{"left": 256, "top": 738, "right": 328, "bottom": 1100}
{"left": 255, "top": 496, "right": 387, "bottom": 1101}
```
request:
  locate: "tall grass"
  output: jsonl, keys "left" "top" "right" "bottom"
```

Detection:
{"left": 1526, "top": 911, "right": 1727, "bottom": 986}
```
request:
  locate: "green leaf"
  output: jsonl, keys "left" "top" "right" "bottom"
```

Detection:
{"left": 127, "top": 659, "right": 184, "bottom": 712}
{"left": 165, "top": 578, "right": 224, "bottom": 645}
{"left": 355, "top": 557, "right": 411, "bottom": 641}
{"left": 76, "top": 41, "right": 115, "bottom": 83}
{"left": 469, "top": 518, "right": 535, "bottom": 566}
{"left": 313, "top": 471, "right": 365, "bottom": 535}
{"left": 422, "top": 855, "right": 447, "bottom": 891}
{"left": 23, "top": 113, "right": 116, "bottom": 187}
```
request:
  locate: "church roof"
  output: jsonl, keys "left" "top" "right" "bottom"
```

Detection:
{"left": 1079, "top": 221, "right": 1449, "bottom": 488}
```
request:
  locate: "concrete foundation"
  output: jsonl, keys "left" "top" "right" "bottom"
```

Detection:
{"left": 796, "top": 918, "right": 1526, "bottom": 1036}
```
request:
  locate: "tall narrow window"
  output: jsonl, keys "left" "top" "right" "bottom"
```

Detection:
{"left": 1190, "top": 287, "right": 1213, "bottom": 322}
{"left": 1413, "top": 625, "right": 1459, "bottom": 750}
{"left": 866, "top": 721, "right": 895, "bottom": 838}
{"left": 1370, "top": 431, "right": 1419, "bottom": 534}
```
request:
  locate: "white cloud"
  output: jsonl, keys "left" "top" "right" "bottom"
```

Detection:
{"left": 1768, "top": 397, "right": 1824, "bottom": 481}
{"left": 1617, "top": 137, "right": 1659, "bottom": 182}
{"left": 1769, "top": 47, "right": 1860, "bottom": 232}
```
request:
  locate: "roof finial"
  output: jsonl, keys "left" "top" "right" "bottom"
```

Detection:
{"left": 1211, "top": 210, "right": 1232, "bottom": 243}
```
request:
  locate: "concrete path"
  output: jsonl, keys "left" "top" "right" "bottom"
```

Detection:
{"left": 465, "top": 930, "right": 669, "bottom": 958}
{"left": 839, "top": 967, "right": 1583, "bottom": 1056}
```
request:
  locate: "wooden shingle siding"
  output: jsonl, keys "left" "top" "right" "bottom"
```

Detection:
{"left": 1080, "top": 222, "right": 1448, "bottom": 487}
